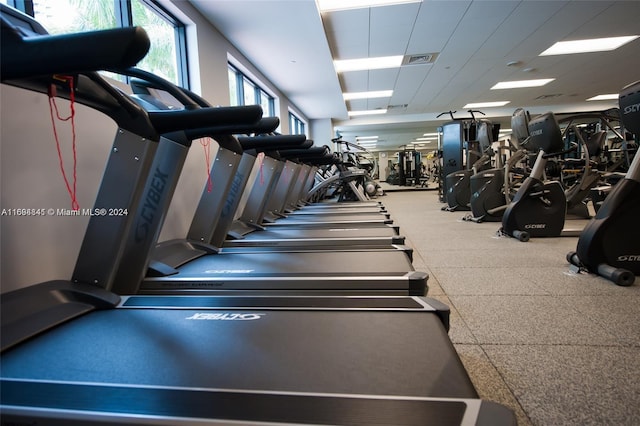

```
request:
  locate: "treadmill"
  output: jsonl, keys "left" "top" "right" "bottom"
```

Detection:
{"left": 0, "top": 7, "right": 516, "bottom": 425}
{"left": 257, "top": 149, "right": 394, "bottom": 227}
{"left": 223, "top": 143, "right": 404, "bottom": 248}
{"left": 305, "top": 145, "right": 384, "bottom": 205}
{"left": 207, "top": 135, "right": 409, "bottom": 250}
{"left": 106, "top": 72, "right": 428, "bottom": 296}
{"left": 127, "top": 74, "right": 403, "bottom": 250}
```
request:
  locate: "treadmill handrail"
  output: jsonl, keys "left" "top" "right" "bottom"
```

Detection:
{"left": 147, "top": 107, "right": 263, "bottom": 136}
{"left": 1, "top": 4, "right": 150, "bottom": 80}
{"left": 238, "top": 134, "right": 308, "bottom": 150}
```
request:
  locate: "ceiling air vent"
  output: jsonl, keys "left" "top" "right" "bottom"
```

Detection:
{"left": 402, "top": 53, "right": 439, "bottom": 66}
{"left": 535, "top": 94, "right": 563, "bottom": 100}
{"left": 388, "top": 104, "right": 408, "bottom": 110}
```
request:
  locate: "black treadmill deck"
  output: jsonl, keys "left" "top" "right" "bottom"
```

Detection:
{"left": 0, "top": 293, "right": 515, "bottom": 424}
{"left": 1, "top": 297, "right": 468, "bottom": 398}
{"left": 142, "top": 250, "right": 427, "bottom": 296}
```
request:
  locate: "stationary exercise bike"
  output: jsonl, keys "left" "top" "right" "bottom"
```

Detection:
{"left": 567, "top": 80, "right": 640, "bottom": 286}
{"left": 499, "top": 111, "right": 583, "bottom": 241}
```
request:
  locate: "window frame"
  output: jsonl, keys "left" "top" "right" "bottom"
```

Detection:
{"left": 228, "top": 63, "right": 275, "bottom": 117}
{"left": 289, "top": 110, "right": 306, "bottom": 136}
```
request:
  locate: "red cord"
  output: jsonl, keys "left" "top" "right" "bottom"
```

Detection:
{"left": 200, "top": 137, "right": 213, "bottom": 193}
{"left": 48, "top": 76, "right": 79, "bottom": 210}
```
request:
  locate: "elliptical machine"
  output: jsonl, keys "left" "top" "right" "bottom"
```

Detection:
{"left": 499, "top": 111, "right": 583, "bottom": 241}
{"left": 464, "top": 109, "right": 529, "bottom": 223}
{"left": 567, "top": 81, "right": 640, "bottom": 286}
{"left": 441, "top": 110, "right": 494, "bottom": 211}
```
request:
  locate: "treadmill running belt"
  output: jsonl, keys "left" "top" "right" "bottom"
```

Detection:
{"left": 1, "top": 380, "right": 471, "bottom": 425}
{"left": 1, "top": 309, "right": 472, "bottom": 397}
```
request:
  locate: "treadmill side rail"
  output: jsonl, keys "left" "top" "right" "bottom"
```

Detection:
{"left": 408, "top": 270, "right": 429, "bottom": 297}
{"left": 0, "top": 382, "right": 517, "bottom": 426}
{"left": 0, "top": 280, "right": 120, "bottom": 352}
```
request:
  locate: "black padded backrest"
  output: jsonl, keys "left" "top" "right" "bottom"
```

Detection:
{"left": 584, "top": 131, "right": 607, "bottom": 157}
{"left": 527, "top": 112, "right": 564, "bottom": 153}
{"left": 475, "top": 120, "right": 493, "bottom": 152}
{"left": 619, "top": 80, "right": 640, "bottom": 136}
{"left": 510, "top": 108, "right": 530, "bottom": 149}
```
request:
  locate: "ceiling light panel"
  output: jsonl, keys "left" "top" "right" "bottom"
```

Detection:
{"left": 343, "top": 90, "right": 393, "bottom": 100}
{"left": 539, "top": 35, "right": 639, "bottom": 56}
{"left": 348, "top": 109, "right": 388, "bottom": 116}
{"left": 587, "top": 94, "right": 619, "bottom": 101}
{"left": 491, "top": 78, "right": 555, "bottom": 90}
{"left": 318, "top": 0, "right": 421, "bottom": 12}
{"left": 463, "top": 101, "right": 511, "bottom": 108}
{"left": 334, "top": 55, "right": 403, "bottom": 72}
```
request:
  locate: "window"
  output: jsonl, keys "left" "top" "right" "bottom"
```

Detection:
{"left": 228, "top": 64, "right": 275, "bottom": 117}
{"left": 32, "top": 0, "right": 115, "bottom": 33}
{"left": 243, "top": 79, "right": 256, "bottom": 106}
{"left": 289, "top": 111, "right": 306, "bottom": 136}
{"left": 23, "top": 0, "right": 188, "bottom": 87}
{"left": 259, "top": 89, "right": 271, "bottom": 117}
{"left": 228, "top": 67, "right": 239, "bottom": 106}
{"left": 131, "top": 0, "right": 185, "bottom": 84}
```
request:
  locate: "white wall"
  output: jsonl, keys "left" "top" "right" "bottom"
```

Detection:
{"left": 0, "top": 84, "right": 118, "bottom": 292}
{"left": 310, "top": 118, "right": 334, "bottom": 147}
{"left": 1, "top": 2, "right": 318, "bottom": 292}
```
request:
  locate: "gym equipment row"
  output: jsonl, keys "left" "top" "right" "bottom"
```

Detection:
{"left": 0, "top": 5, "right": 515, "bottom": 425}
{"left": 315, "top": 136, "right": 383, "bottom": 200}
{"left": 567, "top": 82, "right": 640, "bottom": 286}
{"left": 435, "top": 82, "right": 639, "bottom": 287}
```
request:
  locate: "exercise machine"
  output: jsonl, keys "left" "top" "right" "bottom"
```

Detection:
{"left": 444, "top": 119, "right": 496, "bottom": 212}
{"left": 567, "top": 80, "right": 640, "bottom": 286}
{"left": 440, "top": 110, "right": 495, "bottom": 211}
{"left": 111, "top": 76, "right": 427, "bottom": 296}
{"left": 464, "top": 109, "right": 530, "bottom": 223}
{"left": 499, "top": 111, "right": 587, "bottom": 241}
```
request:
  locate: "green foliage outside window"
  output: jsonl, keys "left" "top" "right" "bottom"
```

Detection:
{"left": 32, "top": 0, "right": 181, "bottom": 85}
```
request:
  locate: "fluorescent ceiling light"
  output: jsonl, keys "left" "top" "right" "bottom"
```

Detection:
{"left": 463, "top": 101, "right": 510, "bottom": 108}
{"left": 318, "top": 0, "right": 421, "bottom": 12}
{"left": 348, "top": 109, "right": 388, "bottom": 117}
{"left": 343, "top": 90, "right": 393, "bottom": 100}
{"left": 415, "top": 137, "right": 437, "bottom": 141}
{"left": 587, "top": 94, "right": 618, "bottom": 101}
{"left": 356, "top": 135, "right": 379, "bottom": 140}
{"left": 540, "top": 35, "right": 639, "bottom": 56}
{"left": 423, "top": 132, "right": 439, "bottom": 137}
{"left": 491, "top": 78, "right": 555, "bottom": 90}
{"left": 334, "top": 56, "right": 403, "bottom": 72}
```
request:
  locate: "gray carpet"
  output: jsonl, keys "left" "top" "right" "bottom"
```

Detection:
{"left": 380, "top": 190, "right": 640, "bottom": 426}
